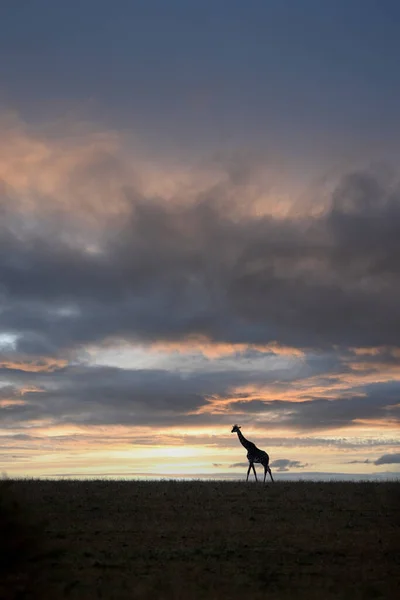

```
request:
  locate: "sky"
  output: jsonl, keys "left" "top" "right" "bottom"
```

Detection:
{"left": 0, "top": 0, "right": 399, "bottom": 480}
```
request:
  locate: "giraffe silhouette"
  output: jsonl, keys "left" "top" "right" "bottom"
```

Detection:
{"left": 232, "top": 425, "right": 274, "bottom": 482}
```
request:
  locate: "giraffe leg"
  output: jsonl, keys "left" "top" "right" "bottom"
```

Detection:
{"left": 246, "top": 463, "right": 251, "bottom": 482}
{"left": 252, "top": 463, "right": 258, "bottom": 482}
{"left": 263, "top": 466, "right": 267, "bottom": 483}
{"left": 268, "top": 467, "right": 274, "bottom": 482}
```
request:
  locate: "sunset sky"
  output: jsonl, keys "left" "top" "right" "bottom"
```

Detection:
{"left": 1, "top": 1, "right": 399, "bottom": 479}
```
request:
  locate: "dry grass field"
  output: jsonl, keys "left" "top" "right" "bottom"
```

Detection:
{"left": 1, "top": 479, "right": 399, "bottom": 600}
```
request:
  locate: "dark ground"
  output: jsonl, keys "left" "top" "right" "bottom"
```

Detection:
{"left": 1, "top": 479, "right": 399, "bottom": 599}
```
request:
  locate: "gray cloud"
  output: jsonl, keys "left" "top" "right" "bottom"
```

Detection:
{"left": 2, "top": 169, "right": 400, "bottom": 356}
{"left": 270, "top": 459, "right": 308, "bottom": 472}
{"left": 229, "top": 460, "right": 310, "bottom": 472}
{"left": 1, "top": 167, "right": 400, "bottom": 438}
{"left": 0, "top": 359, "right": 399, "bottom": 432}
{"left": 346, "top": 453, "right": 400, "bottom": 467}
{"left": 0, "top": 363, "right": 283, "bottom": 428}
{"left": 253, "top": 380, "right": 400, "bottom": 431}
{"left": 374, "top": 453, "right": 400, "bottom": 465}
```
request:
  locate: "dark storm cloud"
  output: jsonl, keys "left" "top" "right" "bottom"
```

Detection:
{"left": 2, "top": 169, "right": 400, "bottom": 354}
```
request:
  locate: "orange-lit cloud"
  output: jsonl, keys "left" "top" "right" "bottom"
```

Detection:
{"left": 0, "top": 357, "right": 67, "bottom": 372}
{"left": 349, "top": 346, "right": 400, "bottom": 358}
{"left": 149, "top": 336, "right": 305, "bottom": 358}
{"left": 0, "top": 111, "right": 318, "bottom": 233}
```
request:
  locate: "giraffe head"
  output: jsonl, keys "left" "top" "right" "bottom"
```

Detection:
{"left": 231, "top": 424, "right": 241, "bottom": 433}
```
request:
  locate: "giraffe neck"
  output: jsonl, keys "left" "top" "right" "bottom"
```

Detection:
{"left": 237, "top": 430, "right": 254, "bottom": 451}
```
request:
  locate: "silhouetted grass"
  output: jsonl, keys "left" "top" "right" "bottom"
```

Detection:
{"left": 1, "top": 479, "right": 399, "bottom": 599}
{"left": 0, "top": 478, "right": 51, "bottom": 599}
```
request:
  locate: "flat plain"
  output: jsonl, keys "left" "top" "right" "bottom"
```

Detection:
{"left": 2, "top": 479, "right": 400, "bottom": 599}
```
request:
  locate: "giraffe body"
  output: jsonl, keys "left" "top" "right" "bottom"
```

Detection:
{"left": 231, "top": 425, "right": 274, "bottom": 483}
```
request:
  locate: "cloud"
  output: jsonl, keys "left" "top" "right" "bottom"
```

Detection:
{"left": 270, "top": 459, "right": 308, "bottom": 472}
{"left": 374, "top": 453, "right": 400, "bottom": 465}
{"left": 0, "top": 362, "right": 285, "bottom": 428}
{"left": 2, "top": 120, "right": 400, "bottom": 359}
{"left": 345, "top": 453, "right": 400, "bottom": 467}
{"left": 0, "top": 351, "right": 399, "bottom": 432}
{"left": 227, "top": 461, "right": 308, "bottom": 473}
{"left": 1, "top": 114, "right": 400, "bottom": 453}
{"left": 204, "top": 376, "right": 400, "bottom": 431}
{"left": 240, "top": 371, "right": 400, "bottom": 428}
